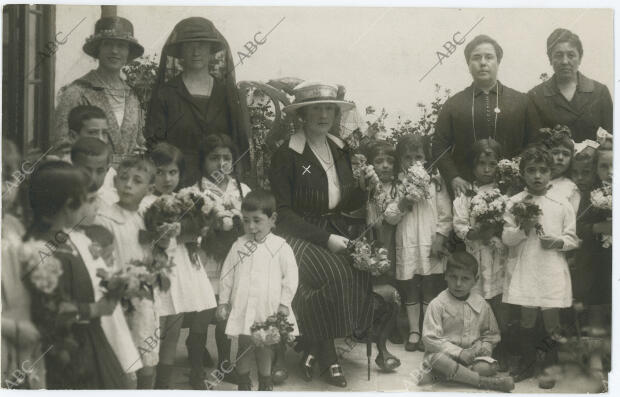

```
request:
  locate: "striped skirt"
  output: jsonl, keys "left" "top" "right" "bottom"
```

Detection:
{"left": 287, "top": 237, "right": 374, "bottom": 342}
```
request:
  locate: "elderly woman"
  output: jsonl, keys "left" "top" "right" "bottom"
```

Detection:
{"left": 268, "top": 82, "right": 400, "bottom": 388}
{"left": 54, "top": 16, "right": 145, "bottom": 159}
{"left": 145, "top": 17, "right": 248, "bottom": 187}
{"left": 528, "top": 28, "right": 613, "bottom": 142}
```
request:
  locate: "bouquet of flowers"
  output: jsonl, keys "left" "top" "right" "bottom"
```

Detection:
{"left": 352, "top": 153, "right": 381, "bottom": 194}
{"left": 590, "top": 183, "right": 612, "bottom": 248}
{"left": 200, "top": 189, "right": 242, "bottom": 232}
{"left": 398, "top": 161, "right": 431, "bottom": 203}
{"left": 19, "top": 240, "right": 64, "bottom": 295}
{"left": 346, "top": 237, "right": 391, "bottom": 276}
{"left": 250, "top": 312, "right": 296, "bottom": 347}
{"left": 96, "top": 261, "right": 158, "bottom": 312}
{"left": 510, "top": 197, "right": 544, "bottom": 236}
{"left": 143, "top": 194, "right": 184, "bottom": 247}
{"left": 469, "top": 188, "right": 508, "bottom": 244}
{"left": 496, "top": 157, "right": 523, "bottom": 195}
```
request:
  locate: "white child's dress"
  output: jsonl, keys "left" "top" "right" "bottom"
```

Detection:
{"left": 69, "top": 229, "right": 143, "bottom": 373}
{"left": 384, "top": 176, "right": 452, "bottom": 279}
{"left": 453, "top": 183, "right": 507, "bottom": 299}
{"left": 501, "top": 190, "right": 579, "bottom": 308}
{"left": 219, "top": 233, "right": 299, "bottom": 337}
{"left": 199, "top": 177, "right": 251, "bottom": 295}
{"left": 158, "top": 238, "right": 217, "bottom": 316}
{"left": 96, "top": 203, "right": 160, "bottom": 367}
{"left": 548, "top": 177, "right": 581, "bottom": 213}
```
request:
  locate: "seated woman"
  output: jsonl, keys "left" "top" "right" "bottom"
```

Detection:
{"left": 268, "top": 82, "right": 400, "bottom": 388}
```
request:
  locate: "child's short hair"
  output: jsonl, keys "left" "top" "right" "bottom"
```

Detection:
{"left": 366, "top": 140, "right": 396, "bottom": 164}
{"left": 519, "top": 146, "right": 553, "bottom": 175}
{"left": 471, "top": 139, "right": 502, "bottom": 166}
{"left": 117, "top": 157, "right": 156, "bottom": 183}
{"left": 198, "top": 133, "right": 239, "bottom": 174}
{"left": 150, "top": 142, "right": 186, "bottom": 178}
{"left": 71, "top": 137, "right": 112, "bottom": 164}
{"left": 241, "top": 189, "right": 276, "bottom": 217}
{"left": 68, "top": 105, "right": 107, "bottom": 133}
{"left": 446, "top": 251, "right": 479, "bottom": 277}
{"left": 395, "top": 134, "right": 430, "bottom": 168}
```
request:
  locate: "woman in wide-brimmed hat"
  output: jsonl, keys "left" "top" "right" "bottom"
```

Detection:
{"left": 145, "top": 17, "right": 249, "bottom": 188}
{"left": 54, "top": 16, "right": 145, "bottom": 158}
{"left": 268, "top": 82, "right": 401, "bottom": 389}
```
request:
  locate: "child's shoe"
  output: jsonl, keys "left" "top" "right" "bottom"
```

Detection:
{"left": 258, "top": 374, "right": 274, "bottom": 391}
{"left": 237, "top": 372, "right": 252, "bottom": 391}
{"left": 478, "top": 375, "right": 515, "bottom": 392}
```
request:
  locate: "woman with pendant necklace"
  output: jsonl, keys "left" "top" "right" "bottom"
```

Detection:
{"left": 268, "top": 82, "right": 401, "bottom": 388}
{"left": 432, "top": 34, "right": 539, "bottom": 198}
{"left": 528, "top": 28, "right": 613, "bottom": 144}
{"left": 54, "top": 16, "right": 145, "bottom": 159}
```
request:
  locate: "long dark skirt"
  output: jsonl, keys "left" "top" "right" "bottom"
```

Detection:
{"left": 287, "top": 237, "right": 374, "bottom": 343}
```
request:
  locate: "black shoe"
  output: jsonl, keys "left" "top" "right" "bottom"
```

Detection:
{"left": 323, "top": 364, "right": 347, "bottom": 388}
{"left": 405, "top": 331, "right": 423, "bottom": 352}
{"left": 189, "top": 370, "right": 209, "bottom": 390}
{"left": 300, "top": 353, "right": 315, "bottom": 382}
{"left": 237, "top": 372, "right": 252, "bottom": 391}
{"left": 375, "top": 352, "right": 401, "bottom": 372}
{"left": 258, "top": 375, "right": 274, "bottom": 391}
{"left": 389, "top": 332, "right": 404, "bottom": 345}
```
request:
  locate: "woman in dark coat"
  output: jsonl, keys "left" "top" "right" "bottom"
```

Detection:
{"left": 145, "top": 17, "right": 249, "bottom": 187}
{"left": 268, "top": 82, "right": 400, "bottom": 387}
{"left": 528, "top": 28, "right": 613, "bottom": 143}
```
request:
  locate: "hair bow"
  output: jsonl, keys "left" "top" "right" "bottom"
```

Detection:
{"left": 573, "top": 139, "right": 599, "bottom": 155}
{"left": 538, "top": 125, "right": 573, "bottom": 150}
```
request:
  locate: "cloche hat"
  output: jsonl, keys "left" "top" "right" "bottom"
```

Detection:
{"left": 83, "top": 16, "right": 144, "bottom": 60}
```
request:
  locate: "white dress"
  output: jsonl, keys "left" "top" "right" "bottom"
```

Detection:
{"left": 96, "top": 204, "right": 160, "bottom": 367}
{"left": 199, "top": 178, "right": 251, "bottom": 295}
{"left": 157, "top": 238, "right": 217, "bottom": 316}
{"left": 453, "top": 183, "right": 507, "bottom": 299}
{"left": 501, "top": 190, "right": 579, "bottom": 308}
{"left": 548, "top": 176, "right": 581, "bottom": 213}
{"left": 68, "top": 230, "right": 143, "bottom": 373}
{"left": 99, "top": 168, "right": 119, "bottom": 207}
{"left": 385, "top": 175, "right": 452, "bottom": 279}
{"left": 219, "top": 233, "right": 299, "bottom": 336}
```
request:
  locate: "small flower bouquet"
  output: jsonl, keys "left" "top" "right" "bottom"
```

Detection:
{"left": 352, "top": 153, "right": 381, "bottom": 193}
{"left": 346, "top": 237, "right": 391, "bottom": 276}
{"left": 96, "top": 262, "right": 157, "bottom": 312}
{"left": 143, "top": 194, "right": 184, "bottom": 247}
{"left": 398, "top": 161, "right": 431, "bottom": 204}
{"left": 590, "top": 183, "right": 612, "bottom": 248}
{"left": 250, "top": 312, "right": 296, "bottom": 347}
{"left": 20, "top": 240, "right": 64, "bottom": 295}
{"left": 510, "top": 198, "right": 544, "bottom": 236}
{"left": 201, "top": 189, "right": 242, "bottom": 232}
{"left": 496, "top": 157, "right": 523, "bottom": 195}
{"left": 469, "top": 188, "right": 508, "bottom": 244}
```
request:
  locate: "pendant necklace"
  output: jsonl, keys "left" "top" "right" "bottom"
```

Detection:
{"left": 471, "top": 81, "right": 500, "bottom": 142}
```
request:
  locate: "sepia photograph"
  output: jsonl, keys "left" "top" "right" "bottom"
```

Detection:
{"left": 0, "top": 2, "right": 614, "bottom": 393}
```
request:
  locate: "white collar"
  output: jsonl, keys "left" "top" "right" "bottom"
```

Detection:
{"left": 288, "top": 129, "right": 345, "bottom": 155}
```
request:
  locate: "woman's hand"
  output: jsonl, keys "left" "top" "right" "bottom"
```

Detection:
{"left": 430, "top": 234, "right": 448, "bottom": 259}
{"left": 327, "top": 234, "right": 350, "bottom": 253}
{"left": 451, "top": 177, "right": 472, "bottom": 197}
{"left": 539, "top": 235, "right": 564, "bottom": 250}
{"left": 593, "top": 220, "right": 612, "bottom": 235}
{"left": 90, "top": 296, "right": 118, "bottom": 318}
{"left": 16, "top": 321, "right": 40, "bottom": 347}
{"left": 278, "top": 304, "right": 290, "bottom": 317}
{"left": 398, "top": 197, "right": 415, "bottom": 213}
{"left": 216, "top": 303, "right": 231, "bottom": 321}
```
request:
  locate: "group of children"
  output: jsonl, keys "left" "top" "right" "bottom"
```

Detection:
{"left": 2, "top": 104, "right": 297, "bottom": 391}
{"left": 361, "top": 130, "right": 612, "bottom": 392}
{"left": 1, "top": 101, "right": 612, "bottom": 392}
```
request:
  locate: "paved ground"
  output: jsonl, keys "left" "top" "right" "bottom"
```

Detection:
{"left": 166, "top": 328, "right": 602, "bottom": 392}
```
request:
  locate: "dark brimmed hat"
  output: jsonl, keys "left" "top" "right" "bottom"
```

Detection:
{"left": 165, "top": 17, "right": 224, "bottom": 58}
{"left": 83, "top": 17, "right": 144, "bottom": 60}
